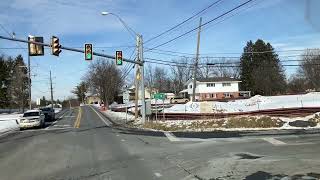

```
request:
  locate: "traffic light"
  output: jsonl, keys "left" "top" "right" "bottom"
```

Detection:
{"left": 51, "top": 36, "right": 61, "bottom": 56}
{"left": 116, "top": 51, "right": 123, "bottom": 65}
{"left": 85, "top": 44, "right": 93, "bottom": 60}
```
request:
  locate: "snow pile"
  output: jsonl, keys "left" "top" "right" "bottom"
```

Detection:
{"left": 101, "top": 110, "right": 139, "bottom": 125}
{"left": 165, "top": 93, "right": 320, "bottom": 113}
{"left": 0, "top": 114, "right": 21, "bottom": 135}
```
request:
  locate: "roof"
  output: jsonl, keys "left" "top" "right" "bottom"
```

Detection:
{"left": 179, "top": 89, "right": 188, "bottom": 93}
{"left": 197, "top": 77, "right": 240, "bottom": 82}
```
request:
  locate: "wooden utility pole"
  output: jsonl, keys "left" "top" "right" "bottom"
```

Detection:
{"left": 192, "top": 17, "right": 202, "bottom": 102}
{"left": 135, "top": 36, "right": 140, "bottom": 119}
{"left": 50, "top": 70, "right": 54, "bottom": 109}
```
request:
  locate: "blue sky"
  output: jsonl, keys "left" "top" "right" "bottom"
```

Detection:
{"left": 0, "top": 0, "right": 320, "bottom": 101}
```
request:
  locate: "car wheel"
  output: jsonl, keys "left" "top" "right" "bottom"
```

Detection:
{"left": 175, "top": 101, "right": 178, "bottom": 103}
{"left": 185, "top": 100, "right": 188, "bottom": 103}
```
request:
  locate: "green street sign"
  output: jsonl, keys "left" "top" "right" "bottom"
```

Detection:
{"left": 153, "top": 93, "right": 165, "bottom": 100}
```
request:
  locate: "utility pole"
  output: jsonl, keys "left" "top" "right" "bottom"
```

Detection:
{"left": 140, "top": 35, "right": 146, "bottom": 124}
{"left": 192, "top": 17, "right": 202, "bottom": 102}
{"left": 134, "top": 36, "right": 140, "bottom": 119}
{"left": 134, "top": 35, "right": 146, "bottom": 123}
{"left": 50, "top": 70, "right": 54, "bottom": 109}
{"left": 27, "top": 37, "right": 32, "bottom": 110}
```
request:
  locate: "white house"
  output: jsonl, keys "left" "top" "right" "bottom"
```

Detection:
{"left": 183, "top": 77, "right": 243, "bottom": 101}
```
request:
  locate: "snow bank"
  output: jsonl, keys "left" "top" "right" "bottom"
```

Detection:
{"left": 0, "top": 114, "right": 21, "bottom": 135}
{"left": 165, "top": 93, "right": 320, "bottom": 113}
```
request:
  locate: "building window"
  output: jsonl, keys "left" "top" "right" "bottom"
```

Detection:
{"left": 222, "top": 83, "right": 231, "bottom": 87}
{"left": 211, "top": 93, "right": 216, "bottom": 98}
{"left": 224, "top": 93, "right": 231, "bottom": 98}
{"left": 189, "top": 85, "right": 192, "bottom": 89}
{"left": 206, "top": 83, "right": 215, "bottom": 87}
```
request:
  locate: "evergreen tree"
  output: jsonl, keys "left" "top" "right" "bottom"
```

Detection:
{"left": 240, "top": 39, "right": 287, "bottom": 95}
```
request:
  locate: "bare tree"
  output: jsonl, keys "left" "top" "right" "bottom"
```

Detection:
{"left": 84, "top": 59, "right": 123, "bottom": 104}
{"left": 170, "top": 58, "right": 192, "bottom": 94}
{"left": 299, "top": 49, "right": 320, "bottom": 90}
{"left": 71, "top": 81, "right": 88, "bottom": 103}
{"left": 198, "top": 57, "right": 240, "bottom": 78}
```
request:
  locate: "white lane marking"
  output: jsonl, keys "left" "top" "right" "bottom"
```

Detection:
{"left": 53, "top": 125, "right": 71, "bottom": 127}
{"left": 58, "top": 110, "right": 70, "bottom": 119}
{"left": 154, "top": 172, "right": 162, "bottom": 178}
{"left": 116, "top": 134, "right": 120, "bottom": 137}
{"left": 121, "top": 139, "right": 125, "bottom": 142}
{"left": 263, "top": 137, "right": 286, "bottom": 146}
{"left": 89, "top": 106, "right": 112, "bottom": 126}
{"left": 164, "top": 132, "right": 181, "bottom": 142}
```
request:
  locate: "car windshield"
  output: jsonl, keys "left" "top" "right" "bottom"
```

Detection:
{"left": 40, "top": 108, "right": 50, "bottom": 111}
{"left": 23, "top": 112, "right": 40, "bottom": 117}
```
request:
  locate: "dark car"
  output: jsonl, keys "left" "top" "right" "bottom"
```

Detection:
{"left": 40, "top": 107, "right": 55, "bottom": 121}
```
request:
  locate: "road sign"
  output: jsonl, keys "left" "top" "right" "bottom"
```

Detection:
{"left": 123, "top": 91, "right": 130, "bottom": 104}
{"left": 116, "top": 51, "right": 123, "bottom": 65}
{"left": 153, "top": 93, "right": 165, "bottom": 100}
{"left": 84, "top": 43, "right": 93, "bottom": 60}
{"left": 29, "top": 36, "right": 44, "bottom": 56}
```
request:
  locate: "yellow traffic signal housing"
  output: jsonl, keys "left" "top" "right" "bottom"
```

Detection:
{"left": 51, "top": 36, "right": 61, "bottom": 56}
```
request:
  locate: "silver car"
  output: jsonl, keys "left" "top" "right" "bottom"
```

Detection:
{"left": 19, "top": 110, "right": 45, "bottom": 129}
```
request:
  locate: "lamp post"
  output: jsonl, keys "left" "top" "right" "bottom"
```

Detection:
{"left": 101, "top": 11, "right": 146, "bottom": 123}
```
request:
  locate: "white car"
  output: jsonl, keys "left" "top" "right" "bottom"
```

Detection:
{"left": 19, "top": 110, "right": 45, "bottom": 129}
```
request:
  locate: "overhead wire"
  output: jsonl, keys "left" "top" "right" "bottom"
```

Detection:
{"left": 146, "top": 0, "right": 254, "bottom": 51}
{"left": 144, "top": 0, "right": 224, "bottom": 44}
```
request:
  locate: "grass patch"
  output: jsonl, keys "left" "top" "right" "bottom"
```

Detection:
{"left": 224, "top": 116, "right": 284, "bottom": 128}
{"left": 142, "top": 116, "right": 285, "bottom": 131}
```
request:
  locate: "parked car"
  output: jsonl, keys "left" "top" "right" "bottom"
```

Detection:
{"left": 170, "top": 97, "right": 189, "bottom": 104}
{"left": 40, "top": 107, "right": 55, "bottom": 121}
{"left": 19, "top": 110, "right": 45, "bottom": 129}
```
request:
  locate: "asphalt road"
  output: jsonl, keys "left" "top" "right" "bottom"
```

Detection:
{"left": 0, "top": 105, "right": 320, "bottom": 180}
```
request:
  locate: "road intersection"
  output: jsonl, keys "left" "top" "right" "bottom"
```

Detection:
{"left": 0, "top": 105, "right": 319, "bottom": 180}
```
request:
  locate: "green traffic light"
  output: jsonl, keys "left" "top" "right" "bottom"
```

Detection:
{"left": 86, "top": 53, "right": 92, "bottom": 59}
{"left": 117, "top": 59, "right": 122, "bottom": 65}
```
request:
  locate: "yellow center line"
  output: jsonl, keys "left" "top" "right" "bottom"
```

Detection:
{"left": 74, "top": 107, "right": 82, "bottom": 128}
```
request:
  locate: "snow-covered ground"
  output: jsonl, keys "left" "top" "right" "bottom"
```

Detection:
{"left": 0, "top": 114, "right": 22, "bottom": 135}
{"left": 165, "top": 93, "right": 320, "bottom": 113}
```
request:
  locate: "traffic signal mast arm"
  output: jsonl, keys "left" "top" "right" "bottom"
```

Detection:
{"left": 0, "top": 35, "right": 141, "bottom": 65}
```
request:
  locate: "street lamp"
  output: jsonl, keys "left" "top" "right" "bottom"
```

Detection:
{"left": 101, "top": 11, "right": 138, "bottom": 37}
{"left": 100, "top": 11, "right": 146, "bottom": 123}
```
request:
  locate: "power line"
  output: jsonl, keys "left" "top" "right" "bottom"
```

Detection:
{"left": 144, "top": 60, "right": 195, "bottom": 68}
{"left": 147, "top": 0, "right": 254, "bottom": 51}
{"left": 144, "top": 0, "right": 224, "bottom": 44}
{"left": 144, "top": 57, "right": 194, "bottom": 65}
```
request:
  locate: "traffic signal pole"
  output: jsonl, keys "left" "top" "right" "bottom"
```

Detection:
{"left": 0, "top": 35, "right": 142, "bottom": 65}
{"left": 0, "top": 34, "right": 146, "bottom": 123}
